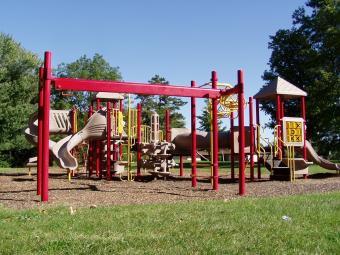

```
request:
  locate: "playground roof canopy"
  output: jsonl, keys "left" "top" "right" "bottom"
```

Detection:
{"left": 95, "top": 92, "right": 124, "bottom": 101}
{"left": 254, "top": 76, "right": 307, "bottom": 100}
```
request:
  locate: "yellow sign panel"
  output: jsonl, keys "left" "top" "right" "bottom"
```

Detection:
{"left": 282, "top": 117, "right": 304, "bottom": 146}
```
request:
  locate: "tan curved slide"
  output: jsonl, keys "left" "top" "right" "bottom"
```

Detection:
{"left": 24, "top": 112, "right": 56, "bottom": 150}
{"left": 305, "top": 140, "right": 339, "bottom": 171}
{"left": 170, "top": 127, "right": 251, "bottom": 155}
{"left": 53, "top": 109, "right": 107, "bottom": 170}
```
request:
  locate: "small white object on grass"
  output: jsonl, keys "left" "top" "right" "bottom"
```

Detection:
{"left": 70, "top": 206, "right": 76, "bottom": 215}
{"left": 282, "top": 215, "right": 291, "bottom": 221}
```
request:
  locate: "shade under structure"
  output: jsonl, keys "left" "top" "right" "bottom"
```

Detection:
{"left": 254, "top": 76, "right": 307, "bottom": 100}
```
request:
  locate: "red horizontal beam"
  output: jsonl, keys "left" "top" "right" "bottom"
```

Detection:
{"left": 52, "top": 78, "right": 235, "bottom": 98}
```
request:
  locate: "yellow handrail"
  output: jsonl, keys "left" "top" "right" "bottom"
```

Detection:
{"left": 274, "top": 125, "right": 296, "bottom": 182}
{"left": 256, "top": 124, "right": 274, "bottom": 170}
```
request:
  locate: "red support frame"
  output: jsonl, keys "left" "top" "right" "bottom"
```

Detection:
{"left": 38, "top": 51, "right": 246, "bottom": 201}
{"left": 41, "top": 51, "right": 52, "bottom": 202}
{"left": 276, "top": 95, "right": 282, "bottom": 158}
{"left": 113, "top": 101, "right": 117, "bottom": 162}
{"left": 249, "top": 96, "right": 254, "bottom": 182}
{"left": 191, "top": 80, "right": 197, "bottom": 188}
{"left": 96, "top": 99, "right": 101, "bottom": 178}
{"left": 37, "top": 67, "right": 44, "bottom": 195}
{"left": 53, "top": 78, "right": 232, "bottom": 99}
{"left": 230, "top": 111, "right": 235, "bottom": 180}
{"left": 256, "top": 99, "right": 261, "bottom": 179}
{"left": 301, "top": 96, "right": 307, "bottom": 160}
{"left": 211, "top": 71, "right": 219, "bottom": 191}
{"left": 88, "top": 104, "right": 94, "bottom": 177}
{"left": 165, "top": 110, "right": 170, "bottom": 142}
{"left": 238, "top": 70, "right": 246, "bottom": 195}
{"left": 137, "top": 103, "right": 142, "bottom": 177}
{"left": 106, "top": 101, "right": 112, "bottom": 180}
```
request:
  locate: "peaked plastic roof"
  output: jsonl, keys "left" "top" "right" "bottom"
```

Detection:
{"left": 254, "top": 76, "right": 307, "bottom": 100}
{"left": 95, "top": 92, "right": 124, "bottom": 100}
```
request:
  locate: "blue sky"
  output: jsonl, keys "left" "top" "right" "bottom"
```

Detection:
{"left": 1, "top": 0, "right": 307, "bottom": 134}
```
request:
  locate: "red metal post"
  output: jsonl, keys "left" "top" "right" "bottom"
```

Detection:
{"left": 96, "top": 98, "right": 101, "bottom": 177}
{"left": 256, "top": 99, "right": 261, "bottom": 179}
{"left": 88, "top": 104, "right": 94, "bottom": 177}
{"left": 238, "top": 70, "right": 246, "bottom": 195}
{"left": 276, "top": 95, "right": 282, "bottom": 158}
{"left": 211, "top": 71, "right": 219, "bottom": 191}
{"left": 191, "top": 80, "right": 197, "bottom": 188}
{"left": 249, "top": 97, "right": 254, "bottom": 181}
{"left": 41, "top": 51, "right": 52, "bottom": 202}
{"left": 230, "top": 111, "right": 235, "bottom": 180}
{"left": 106, "top": 101, "right": 112, "bottom": 180}
{"left": 113, "top": 101, "right": 117, "bottom": 161}
{"left": 179, "top": 155, "right": 184, "bottom": 176}
{"left": 301, "top": 96, "right": 307, "bottom": 160}
{"left": 119, "top": 99, "right": 123, "bottom": 159}
{"left": 301, "top": 96, "right": 308, "bottom": 179}
{"left": 137, "top": 103, "right": 142, "bottom": 177}
{"left": 37, "top": 67, "right": 44, "bottom": 195}
{"left": 165, "top": 110, "right": 170, "bottom": 142}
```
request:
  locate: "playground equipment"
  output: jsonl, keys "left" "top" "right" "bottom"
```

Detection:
{"left": 28, "top": 51, "right": 338, "bottom": 203}
{"left": 254, "top": 76, "right": 339, "bottom": 180}
{"left": 24, "top": 108, "right": 77, "bottom": 167}
{"left": 32, "top": 51, "right": 246, "bottom": 202}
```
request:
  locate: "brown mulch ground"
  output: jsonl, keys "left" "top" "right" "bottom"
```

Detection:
{"left": 0, "top": 168, "right": 339, "bottom": 210}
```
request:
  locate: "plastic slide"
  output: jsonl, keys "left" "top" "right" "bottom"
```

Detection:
{"left": 53, "top": 109, "right": 108, "bottom": 170}
{"left": 304, "top": 140, "right": 339, "bottom": 171}
{"left": 24, "top": 112, "right": 56, "bottom": 150}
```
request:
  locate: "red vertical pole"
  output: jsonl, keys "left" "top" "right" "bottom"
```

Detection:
{"left": 211, "top": 71, "right": 219, "bottom": 191}
{"left": 179, "top": 155, "right": 184, "bottom": 176}
{"left": 41, "top": 51, "right": 51, "bottom": 202}
{"left": 276, "top": 95, "right": 282, "bottom": 158}
{"left": 191, "top": 80, "right": 197, "bottom": 188}
{"left": 256, "top": 99, "right": 261, "bottom": 179}
{"left": 230, "top": 111, "right": 235, "bottom": 180}
{"left": 301, "top": 96, "right": 308, "bottom": 179}
{"left": 165, "top": 110, "right": 170, "bottom": 142}
{"left": 106, "top": 101, "right": 112, "bottom": 180}
{"left": 96, "top": 99, "right": 101, "bottom": 177}
{"left": 249, "top": 96, "right": 254, "bottom": 182}
{"left": 137, "top": 103, "right": 142, "bottom": 177}
{"left": 281, "top": 100, "right": 285, "bottom": 158}
{"left": 119, "top": 99, "right": 123, "bottom": 159}
{"left": 301, "top": 96, "right": 307, "bottom": 160}
{"left": 238, "top": 70, "right": 246, "bottom": 196}
{"left": 88, "top": 104, "right": 94, "bottom": 177}
{"left": 113, "top": 101, "right": 117, "bottom": 162}
{"left": 37, "top": 67, "right": 44, "bottom": 195}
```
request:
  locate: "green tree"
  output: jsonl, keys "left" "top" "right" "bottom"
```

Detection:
{"left": 197, "top": 99, "right": 226, "bottom": 132}
{"left": 262, "top": 0, "right": 340, "bottom": 158}
{"left": 135, "top": 75, "right": 187, "bottom": 130}
{"left": 53, "top": 54, "right": 122, "bottom": 112}
{"left": 0, "top": 33, "right": 40, "bottom": 166}
{"left": 53, "top": 54, "right": 122, "bottom": 128}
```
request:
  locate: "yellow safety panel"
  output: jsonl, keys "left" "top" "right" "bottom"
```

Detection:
{"left": 118, "top": 111, "right": 124, "bottom": 134}
{"left": 285, "top": 121, "right": 303, "bottom": 143}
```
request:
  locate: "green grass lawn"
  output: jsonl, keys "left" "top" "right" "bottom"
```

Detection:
{"left": 0, "top": 192, "right": 339, "bottom": 254}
